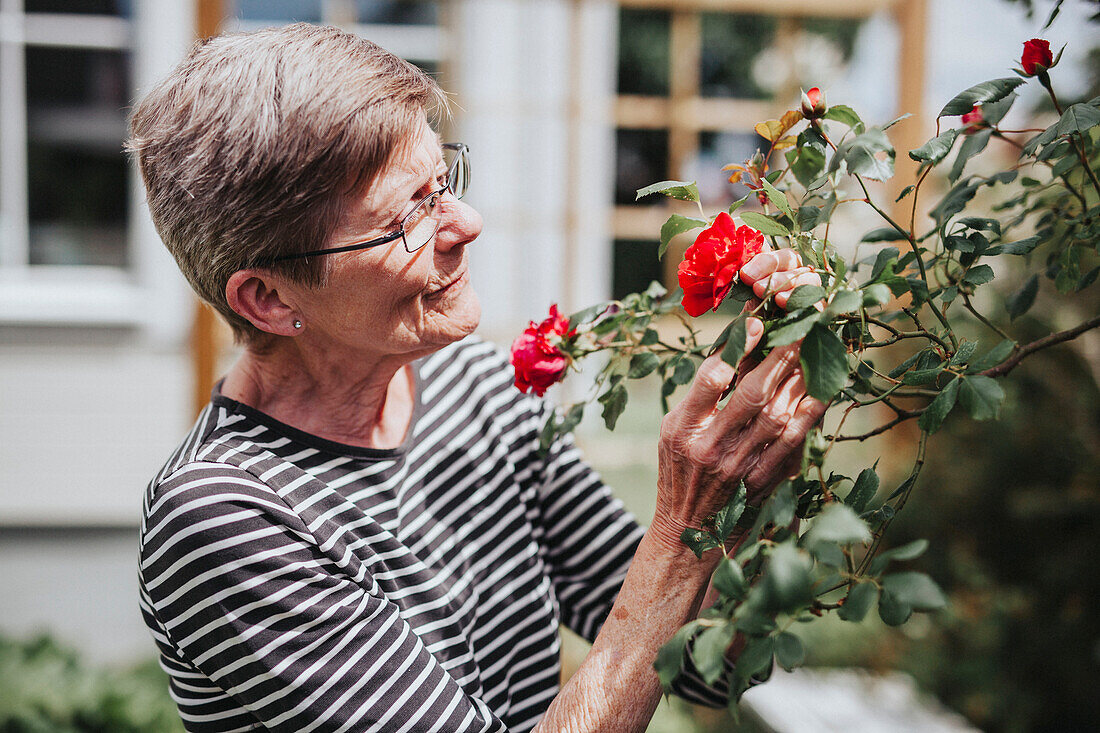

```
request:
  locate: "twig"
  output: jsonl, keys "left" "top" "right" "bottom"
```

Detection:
{"left": 980, "top": 314, "right": 1100, "bottom": 377}
{"left": 961, "top": 291, "right": 1013, "bottom": 341}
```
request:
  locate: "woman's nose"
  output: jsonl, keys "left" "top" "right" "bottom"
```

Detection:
{"left": 433, "top": 197, "right": 482, "bottom": 252}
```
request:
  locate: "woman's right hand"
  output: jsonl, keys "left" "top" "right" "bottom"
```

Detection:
{"left": 650, "top": 319, "right": 827, "bottom": 554}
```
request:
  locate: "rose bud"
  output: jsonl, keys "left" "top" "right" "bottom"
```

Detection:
{"left": 1021, "top": 38, "right": 1053, "bottom": 76}
{"left": 961, "top": 105, "right": 985, "bottom": 134}
{"left": 800, "top": 87, "right": 826, "bottom": 119}
{"left": 677, "top": 213, "right": 765, "bottom": 317}
{"left": 511, "top": 304, "right": 575, "bottom": 396}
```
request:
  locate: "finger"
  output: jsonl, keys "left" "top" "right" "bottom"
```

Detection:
{"left": 774, "top": 272, "right": 826, "bottom": 309}
{"left": 714, "top": 341, "right": 802, "bottom": 433}
{"left": 675, "top": 317, "right": 765, "bottom": 422}
{"left": 719, "top": 371, "right": 806, "bottom": 470}
{"left": 752, "top": 267, "right": 813, "bottom": 300}
{"left": 745, "top": 393, "right": 829, "bottom": 489}
{"left": 739, "top": 249, "right": 803, "bottom": 286}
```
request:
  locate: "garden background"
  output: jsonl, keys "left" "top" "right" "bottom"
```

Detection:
{"left": 0, "top": 1, "right": 1096, "bottom": 731}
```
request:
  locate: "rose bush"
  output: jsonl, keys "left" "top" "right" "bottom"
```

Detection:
{"left": 513, "top": 33, "right": 1098, "bottom": 714}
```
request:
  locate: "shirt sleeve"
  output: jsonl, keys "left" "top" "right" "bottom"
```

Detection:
{"left": 530, "top": 410, "right": 735, "bottom": 709}
{"left": 140, "top": 462, "right": 509, "bottom": 733}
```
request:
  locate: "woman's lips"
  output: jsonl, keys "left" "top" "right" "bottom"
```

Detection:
{"left": 426, "top": 269, "right": 467, "bottom": 298}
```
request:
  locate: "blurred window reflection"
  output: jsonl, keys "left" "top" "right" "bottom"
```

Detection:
{"left": 615, "top": 129, "right": 669, "bottom": 207}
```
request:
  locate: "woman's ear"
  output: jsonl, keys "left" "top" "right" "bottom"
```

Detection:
{"left": 225, "top": 270, "right": 301, "bottom": 337}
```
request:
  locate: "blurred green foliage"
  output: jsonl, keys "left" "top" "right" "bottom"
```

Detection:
{"left": 0, "top": 636, "right": 183, "bottom": 733}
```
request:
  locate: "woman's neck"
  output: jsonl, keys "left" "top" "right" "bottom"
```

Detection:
{"left": 220, "top": 343, "right": 417, "bottom": 450}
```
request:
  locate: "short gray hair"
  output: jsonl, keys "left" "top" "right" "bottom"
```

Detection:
{"left": 128, "top": 23, "right": 447, "bottom": 342}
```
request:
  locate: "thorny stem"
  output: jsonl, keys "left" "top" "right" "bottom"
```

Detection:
{"left": 832, "top": 412, "right": 919, "bottom": 442}
{"left": 854, "top": 432, "right": 928, "bottom": 577}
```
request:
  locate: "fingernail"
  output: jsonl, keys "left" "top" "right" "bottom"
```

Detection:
{"left": 741, "top": 260, "right": 765, "bottom": 280}
{"left": 747, "top": 317, "right": 763, "bottom": 339}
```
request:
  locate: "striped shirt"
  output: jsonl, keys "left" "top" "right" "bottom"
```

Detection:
{"left": 139, "top": 336, "right": 726, "bottom": 732}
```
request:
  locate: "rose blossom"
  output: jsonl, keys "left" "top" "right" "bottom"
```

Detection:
{"left": 677, "top": 213, "right": 765, "bottom": 317}
{"left": 511, "top": 304, "right": 574, "bottom": 396}
{"left": 961, "top": 105, "right": 985, "bottom": 134}
{"left": 800, "top": 87, "right": 826, "bottom": 119}
{"left": 1021, "top": 38, "right": 1053, "bottom": 76}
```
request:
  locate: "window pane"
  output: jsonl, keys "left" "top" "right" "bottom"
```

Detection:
{"left": 233, "top": 0, "right": 323, "bottom": 23}
{"left": 26, "top": 46, "right": 130, "bottom": 267}
{"left": 617, "top": 8, "right": 669, "bottom": 96}
{"left": 694, "top": 130, "right": 767, "bottom": 208}
{"left": 699, "top": 13, "right": 776, "bottom": 99}
{"left": 24, "top": 0, "right": 131, "bottom": 15}
{"left": 613, "top": 239, "right": 661, "bottom": 300}
{"left": 615, "top": 128, "right": 668, "bottom": 207}
{"left": 354, "top": 0, "right": 438, "bottom": 25}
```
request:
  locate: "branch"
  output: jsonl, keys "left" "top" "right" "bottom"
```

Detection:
{"left": 980, "top": 315, "right": 1100, "bottom": 378}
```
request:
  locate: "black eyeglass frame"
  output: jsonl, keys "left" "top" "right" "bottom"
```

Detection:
{"left": 270, "top": 142, "right": 470, "bottom": 263}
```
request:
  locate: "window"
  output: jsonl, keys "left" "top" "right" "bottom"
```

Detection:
{"left": 612, "top": 1, "right": 873, "bottom": 296}
{"left": 0, "top": 0, "right": 192, "bottom": 329}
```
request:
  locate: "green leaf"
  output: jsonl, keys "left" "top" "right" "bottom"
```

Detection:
{"left": 967, "top": 339, "right": 1015, "bottom": 373}
{"left": 785, "top": 285, "right": 826, "bottom": 310}
{"left": 628, "top": 352, "right": 660, "bottom": 379}
{"left": 949, "top": 128, "right": 992, "bottom": 182}
{"left": 896, "top": 185, "right": 915, "bottom": 202}
{"left": 760, "top": 178, "right": 794, "bottom": 220}
{"left": 823, "top": 104, "right": 864, "bottom": 132}
{"left": 728, "top": 195, "right": 749, "bottom": 215}
{"left": 654, "top": 621, "right": 700, "bottom": 691}
{"left": 878, "top": 589, "right": 913, "bottom": 626}
{"left": 918, "top": 376, "right": 960, "bottom": 434}
{"left": 789, "top": 146, "right": 827, "bottom": 188}
{"left": 902, "top": 366, "right": 944, "bottom": 386}
{"left": 909, "top": 128, "right": 959, "bottom": 164}
{"left": 735, "top": 635, "right": 775, "bottom": 681}
{"left": 958, "top": 375, "right": 1005, "bottom": 420}
{"left": 774, "top": 632, "right": 805, "bottom": 672}
{"left": 949, "top": 340, "right": 978, "bottom": 367}
{"left": 862, "top": 283, "right": 891, "bottom": 307}
{"left": 767, "top": 310, "right": 822, "bottom": 348}
{"left": 963, "top": 264, "right": 995, "bottom": 286}
{"left": 811, "top": 541, "right": 846, "bottom": 567}
{"left": 1052, "top": 103, "right": 1100, "bottom": 137}
{"left": 838, "top": 581, "right": 878, "bottom": 622}
{"left": 659, "top": 214, "right": 708, "bottom": 259}
{"left": 802, "top": 503, "right": 872, "bottom": 548}
{"left": 861, "top": 226, "right": 909, "bottom": 242}
{"left": 939, "top": 77, "right": 1025, "bottom": 117}
{"left": 882, "top": 572, "right": 947, "bottom": 611}
{"left": 713, "top": 556, "right": 747, "bottom": 600}
{"left": 740, "top": 211, "right": 791, "bottom": 237}
{"left": 670, "top": 355, "right": 696, "bottom": 385}
{"left": 719, "top": 317, "right": 749, "bottom": 368}
{"left": 769, "top": 481, "right": 797, "bottom": 528}
{"left": 761, "top": 542, "right": 814, "bottom": 613}
{"left": 800, "top": 324, "right": 849, "bottom": 401}
{"left": 871, "top": 247, "right": 900, "bottom": 282}
{"left": 713, "top": 481, "right": 748, "bottom": 541}
{"left": 636, "top": 179, "right": 700, "bottom": 203}
{"left": 598, "top": 383, "right": 628, "bottom": 430}
{"left": 824, "top": 290, "right": 862, "bottom": 317}
{"left": 796, "top": 205, "right": 826, "bottom": 232}
{"left": 832, "top": 128, "right": 895, "bottom": 181}
{"left": 846, "top": 466, "right": 880, "bottom": 513}
{"left": 692, "top": 623, "right": 735, "bottom": 686}
{"left": 559, "top": 402, "right": 585, "bottom": 433}
{"left": 680, "top": 527, "right": 721, "bottom": 559}
{"left": 876, "top": 538, "right": 930, "bottom": 566}
{"left": 1005, "top": 274, "right": 1039, "bottom": 320}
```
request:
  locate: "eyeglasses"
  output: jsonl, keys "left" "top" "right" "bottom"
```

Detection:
{"left": 272, "top": 142, "right": 470, "bottom": 262}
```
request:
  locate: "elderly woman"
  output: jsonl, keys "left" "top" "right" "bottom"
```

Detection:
{"left": 132, "top": 23, "right": 825, "bottom": 733}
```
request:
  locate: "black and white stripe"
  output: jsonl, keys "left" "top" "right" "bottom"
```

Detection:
{"left": 139, "top": 336, "right": 727, "bottom": 732}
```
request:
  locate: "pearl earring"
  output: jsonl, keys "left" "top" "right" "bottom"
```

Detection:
{"left": 293, "top": 320, "right": 302, "bottom": 329}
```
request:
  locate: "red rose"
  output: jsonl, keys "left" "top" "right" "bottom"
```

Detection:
{"left": 511, "top": 304, "right": 574, "bottom": 396}
{"left": 961, "top": 104, "right": 985, "bottom": 133}
{"left": 1021, "top": 38, "right": 1053, "bottom": 76}
{"left": 800, "top": 87, "right": 826, "bottom": 119}
{"left": 677, "top": 213, "right": 765, "bottom": 317}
